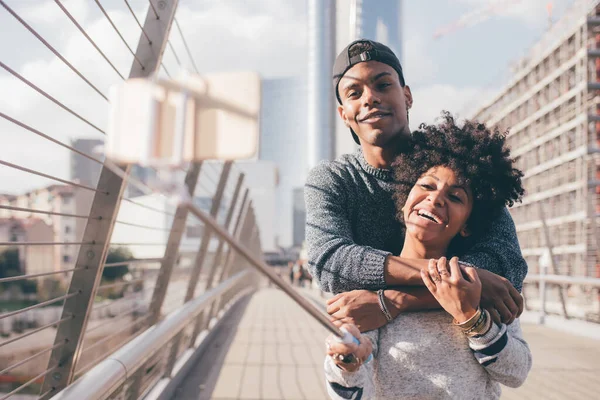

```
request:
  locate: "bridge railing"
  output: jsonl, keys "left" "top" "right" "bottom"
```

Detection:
{"left": 0, "top": 1, "right": 263, "bottom": 399}
{"left": 523, "top": 273, "right": 600, "bottom": 322}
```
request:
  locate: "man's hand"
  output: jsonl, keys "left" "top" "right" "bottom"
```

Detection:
{"left": 326, "top": 290, "right": 388, "bottom": 332}
{"left": 476, "top": 268, "right": 523, "bottom": 324}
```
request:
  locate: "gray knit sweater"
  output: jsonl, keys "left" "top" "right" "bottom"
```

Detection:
{"left": 324, "top": 313, "right": 532, "bottom": 399}
{"left": 304, "top": 150, "right": 527, "bottom": 293}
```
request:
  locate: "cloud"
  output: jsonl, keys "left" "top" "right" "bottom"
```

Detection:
{"left": 456, "top": 0, "right": 571, "bottom": 28}
{"left": 20, "top": 0, "right": 90, "bottom": 27}
{"left": 403, "top": 35, "right": 438, "bottom": 86}
{"left": 169, "top": 1, "right": 307, "bottom": 77}
{"left": 0, "top": 1, "right": 308, "bottom": 194}
{"left": 409, "top": 84, "right": 500, "bottom": 127}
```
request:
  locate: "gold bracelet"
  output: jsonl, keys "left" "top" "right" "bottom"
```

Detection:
{"left": 453, "top": 307, "right": 482, "bottom": 331}
{"left": 462, "top": 311, "right": 487, "bottom": 336}
{"left": 472, "top": 310, "right": 493, "bottom": 337}
{"left": 465, "top": 309, "right": 492, "bottom": 337}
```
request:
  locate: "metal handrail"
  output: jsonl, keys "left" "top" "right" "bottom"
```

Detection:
{"left": 185, "top": 201, "right": 343, "bottom": 337}
{"left": 50, "top": 270, "right": 251, "bottom": 400}
{"left": 0, "top": 1, "right": 265, "bottom": 398}
{"left": 525, "top": 274, "right": 600, "bottom": 286}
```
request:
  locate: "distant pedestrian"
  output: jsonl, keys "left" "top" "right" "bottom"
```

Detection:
{"left": 288, "top": 261, "right": 295, "bottom": 285}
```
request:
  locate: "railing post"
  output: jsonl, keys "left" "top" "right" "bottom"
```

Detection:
{"left": 208, "top": 197, "right": 251, "bottom": 321}
{"left": 41, "top": 1, "right": 179, "bottom": 396}
{"left": 538, "top": 202, "right": 569, "bottom": 319}
{"left": 587, "top": 199, "right": 600, "bottom": 310}
{"left": 148, "top": 163, "right": 201, "bottom": 325}
{"left": 184, "top": 161, "right": 232, "bottom": 302}
{"left": 203, "top": 173, "right": 245, "bottom": 293}
{"left": 216, "top": 212, "right": 252, "bottom": 313}
{"left": 163, "top": 331, "right": 184, "bottom": 379}
{"left": 163, "top": 163, "right": 231, "bottom": 366}
{"left": 539, "top": 254, "right": 547, "bottom": 324}
{"left": 188, "top": 173, "right": 245, "bottom": 343}
{"left": 222, "top": 206, "right": 255, "bottom": 305}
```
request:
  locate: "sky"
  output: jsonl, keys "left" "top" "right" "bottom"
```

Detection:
{"left": 0, "top": 0, "right": 578, "bottom": 194}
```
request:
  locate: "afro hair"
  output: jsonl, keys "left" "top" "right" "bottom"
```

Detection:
{"left": 392, "top": 111, "right": 524, "bottom": 241}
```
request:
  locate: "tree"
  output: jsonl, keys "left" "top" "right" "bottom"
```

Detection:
{"left": 0, "top": 248, "right": 36, "bottom": 294}
{"left": 0, "top": 248, "right": 21, "bottom": 279}
{"left": 102, "top": 247, "right": 134, "bottom": 280}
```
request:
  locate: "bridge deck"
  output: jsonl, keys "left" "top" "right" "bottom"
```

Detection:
{"left": 172, "top": 288, "right": 600, "bottom": 400}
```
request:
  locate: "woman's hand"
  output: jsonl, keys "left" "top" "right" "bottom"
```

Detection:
{"left": 421, "top": 257, "right": 481, "bottom": 323}
{"left": 326, "top": 324, "right": 373, "bottom": 372}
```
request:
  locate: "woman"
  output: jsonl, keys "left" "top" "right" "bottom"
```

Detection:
{"left": 324, "top": 113, "right": 532, "bottom": 399}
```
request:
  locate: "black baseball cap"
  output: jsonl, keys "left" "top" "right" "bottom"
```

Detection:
{"left": 333, "top": 39, "right": 406, "bottom": 144}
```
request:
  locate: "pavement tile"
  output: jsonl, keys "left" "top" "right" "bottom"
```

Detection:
{"left": 278, "top": 366, "right": 305, "bottom": 400}
{"left": 173, "top": 288, "right": 600, "bottom": 400}
{"left": 238, "top": 365, "right": 261, "bottom": 399}
{"left": 261, "top": 365, "right": 283, "bottom": 399}
{"left": 211, "top": 365, "right": 244, "bottom": 398}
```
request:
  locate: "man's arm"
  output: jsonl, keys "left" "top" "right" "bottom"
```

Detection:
{"left": 329, "top": 272, "right": 522, "bottom": 333}
{"left": 307, "top": 164, "right": 523, "bottom": 322}
{"left": 460, "top": 208, "right": 527, "bottom": 292}
{"left": 383, "top": 209, "right": 527, "bottom": 290}
{"left": 326, "top": 287, "right": 438, "bottom": 332}
{"left": 305, "top": 163, "right": 507, "bottom": 292}
{"left": 305, "top": 163, "right": 420, "bottom": 293}
{"left": 386, "top": 209, "right": 526, "bottom": 322}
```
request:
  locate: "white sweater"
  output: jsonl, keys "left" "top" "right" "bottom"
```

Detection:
{"left": 325, "top": 310, "right": 532, "bottom": 400}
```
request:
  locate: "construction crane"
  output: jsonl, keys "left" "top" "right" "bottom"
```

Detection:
{"left": 433, "top": 0, "right": 525, "bottom": 39}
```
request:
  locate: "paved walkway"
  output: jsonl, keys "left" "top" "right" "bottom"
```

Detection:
{"left": 502, "top": 323, "right": 600, "bottom": 399}
{"left": 173, "top": 288, "right": 600, "bottom": 400}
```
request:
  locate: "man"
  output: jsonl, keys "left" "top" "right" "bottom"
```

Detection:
{"left": 305, "top": 39, "right": 526, "bottom": 332}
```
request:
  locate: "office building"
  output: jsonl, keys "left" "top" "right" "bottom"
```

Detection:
{"left": 335, "top": 0, "right": 404, "bottom": 157}
{"left": 472, "top": 0, "right": 600, "bottom": 317}
{"left": 259, "top": 78, "right": 308, "bottom": 247}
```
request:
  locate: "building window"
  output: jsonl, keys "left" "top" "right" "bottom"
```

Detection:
{"left": 65, "top": 226, "right": 71, "bottom": 234}
{"left": 63, "top": 255, "right": 71, "bottom": 263}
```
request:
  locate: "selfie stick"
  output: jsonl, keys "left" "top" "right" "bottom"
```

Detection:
{"left": 106, "top": 75, "right": 363, "bottom": 359}
{"left": 184, "top": 200, "right": 344, "bottom": 336}
{"left": 185, "top": 200, "right": 370, "bottom": 364}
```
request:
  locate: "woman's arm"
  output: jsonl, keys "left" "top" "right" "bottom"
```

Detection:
{"left": 467, "top": 319, "right": 532, "bottom": 387}
{"left": 421, "top": 257, "right": 532, "bottom": 387}
{"left": 324, "top": 325, "right": 379, "bottom": 399}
